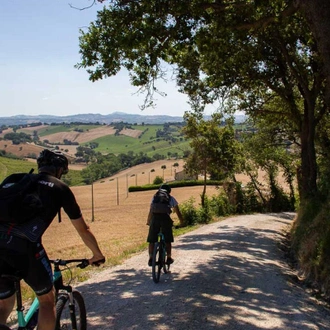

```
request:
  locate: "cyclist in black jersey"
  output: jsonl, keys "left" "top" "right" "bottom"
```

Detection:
{"left": 0, "top": 149, "right": 105, "bottom": 330}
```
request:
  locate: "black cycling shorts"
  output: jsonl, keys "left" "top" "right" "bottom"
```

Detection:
{"left": 147, "top": 214, "right": 174, "bottom": 243}
{"left": 0, "top": 234, "right": 53, "bottom": 299}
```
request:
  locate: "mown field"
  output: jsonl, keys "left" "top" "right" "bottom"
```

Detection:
{"left": 0, "top": 155, "right": 224, "bottom": 299}
{"left": 0, "top": 154, "right": 272, "bottom": 266}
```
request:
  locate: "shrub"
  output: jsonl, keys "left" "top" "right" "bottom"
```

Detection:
{"left": 197, "top": 196, "right": 212, "bottom": 224}
{"left": 268, "top": 184, "right": 294, "bottom": 212}
{"left": 210, "top": 192, "right": 232, "bottom": 216}
{"left": 179, "top": 198, "right": 199, "bottom": 226}
{"left": 153, "top": 176, "right": 164, "bottom": 185}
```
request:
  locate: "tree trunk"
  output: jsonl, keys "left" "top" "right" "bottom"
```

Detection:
{"left": 297, "top": 0, "right": 330, "bottom": 107}
{"left": 299, "top": 106, "right": 318, "bottom": 199}
{"left": 201, "top": 168, "right": 207, "bottom": 208}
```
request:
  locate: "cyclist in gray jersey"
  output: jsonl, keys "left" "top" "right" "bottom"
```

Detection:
{"left": 146, "top": 184, "right": 184, "bottom": 266}
{"left": 0, "top": 149, "right": 105, "bottom": 330}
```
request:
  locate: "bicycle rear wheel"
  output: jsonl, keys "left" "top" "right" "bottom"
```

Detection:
{"left": 55, "top": 290, "right": 87, "bottom": 330}
{"left": 162, "top": 242, "right": 170, "bottom": 274}
{"left": 152, "top": 242, "right": 161, "bottom": 283}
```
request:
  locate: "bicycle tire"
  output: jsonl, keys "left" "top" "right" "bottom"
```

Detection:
{"left": 161, "top": 241, "right": 170, "bottom": 274}
{"left": 152, "top": 242, "right": 161, "bottom": 283}
{"left": 55, "top": 291, "right": 87, "bottom": 330}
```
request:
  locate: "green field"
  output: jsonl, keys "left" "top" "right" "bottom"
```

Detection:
{"left": 86, "top": 124, "right": 190, "bottom": 157}
{"left": 0, "top": 157, "right": 84, "bottom": 186}
{"left": 0, "top": 157, "right": 38, "bottom": 182}
{"left": 19, "top": 124, "right": 102, "bottom": 137}
{"left": 17, "top": 123, "right": 191, "bottom": 158}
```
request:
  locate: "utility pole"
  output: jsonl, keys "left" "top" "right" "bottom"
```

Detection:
{"left": 91, "top": 179, "right": 94, "bottom": 222}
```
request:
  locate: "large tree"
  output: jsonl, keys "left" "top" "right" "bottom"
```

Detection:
{"left": 90, "top": 0, "right": 330, "bottom": 108}
{"left": 183, "top": 112, "right": 241, "bottom": 207}
{"left": 77, "top": 0, "right": 328, "bottom": 200}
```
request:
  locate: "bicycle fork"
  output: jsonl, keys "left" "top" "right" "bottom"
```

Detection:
{"left": 54, "top": 272, "right": 78, "bottom": 330}
{"left": 66, "top": 289, "right": 78, "bottom": 330}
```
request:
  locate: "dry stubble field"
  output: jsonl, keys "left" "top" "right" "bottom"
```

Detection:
{"left": 43, "top": 158, "right": 284, "bottom": 266}
{"left": 42, "top": 159, "right": 221, "bottom": 264}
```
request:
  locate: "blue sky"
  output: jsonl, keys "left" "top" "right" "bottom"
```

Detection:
{"left": 0, "top": 0, "right": 214, "bottom": 118}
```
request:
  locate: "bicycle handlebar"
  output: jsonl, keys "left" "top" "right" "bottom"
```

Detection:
{"left": 49, "top": 258, "right": 106, "bottom": 269}
{"left": 50, "top": 259, "right": 90, "bottom": 269}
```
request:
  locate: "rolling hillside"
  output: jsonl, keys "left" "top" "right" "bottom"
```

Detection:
{"left": 0, "top": 123, "right": 189, "bottom": 159}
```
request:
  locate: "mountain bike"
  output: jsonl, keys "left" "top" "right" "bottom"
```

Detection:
{"left": 152, "top": 232, "right": 170, "bottom": 283}
{"left": 0, "top": 258, "right": 92, "bottom": 330}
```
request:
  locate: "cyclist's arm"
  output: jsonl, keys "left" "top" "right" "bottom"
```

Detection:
{"left": 146, "top": 209, "right": 153, "bottom": 225}
{"left": 173, "top": 205, "right": 184, "bottom": 226}
{"left": 70, "top": 216, "right": 105, "bottom": 265}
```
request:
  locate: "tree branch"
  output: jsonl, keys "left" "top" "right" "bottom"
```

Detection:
{"left": 236, "top": 3, "right": 298, "bottom": 30}
{"left": 69, "top": 1, "right": 97, "bottom": 11}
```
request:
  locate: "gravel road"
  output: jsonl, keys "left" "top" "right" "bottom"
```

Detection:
{"left": 76, "top": 213, "right": 330, "bottom": 329}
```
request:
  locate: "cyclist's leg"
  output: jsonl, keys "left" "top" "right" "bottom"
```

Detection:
{"left": 24, "top": 242, "right": 55, "bottom": 330}
{"left": 0, "top": 238, "right": 27, "bottom": 325}
{"left": 147, "top": 216, "right": 160, "bottom": 264}
{"left": 166, "top": 242, "right": 172, "bottom": 258}
{"left": 160, "top": 215, "right": 174, "bottom": 262}
{"left": 37, "top": 288, "right": 56, "bottom": 330}
{"left": 0, "top": 295, "right": 15, "bottom": 325}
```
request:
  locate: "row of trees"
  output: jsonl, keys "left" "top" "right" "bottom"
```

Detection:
{"left": 77, "top": 148, "right": 180, "bottom": 184}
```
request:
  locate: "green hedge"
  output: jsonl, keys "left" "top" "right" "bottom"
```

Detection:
{"left": 128, "top": 180, "right": 222, "bottom": 192}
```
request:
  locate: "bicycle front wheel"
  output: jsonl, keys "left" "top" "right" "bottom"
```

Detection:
{"left": 55, "top": 290, "right": 87, "bottom": 330}
{"left": 152, "top": 242, "right": 161, "bottom": 283}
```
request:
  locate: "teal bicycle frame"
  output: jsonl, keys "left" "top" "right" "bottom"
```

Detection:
{"left": 151, "top": 231, "right": 170, "bottom": 283}
{"left": 2, "top": 258, "right": 89, "bottom": 330}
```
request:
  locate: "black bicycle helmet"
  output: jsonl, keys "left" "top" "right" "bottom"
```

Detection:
{"left": 37, "top": 149, "right": 69, "bottom": 174}
{"left": 159, "top": 183, "right": 171, "bottom": 194}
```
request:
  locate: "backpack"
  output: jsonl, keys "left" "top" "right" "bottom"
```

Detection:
{"left": 0, "top": 169, "right": 44, "bottom": 224}
{"left": 151, "top": 188, "right": 172, "bottom": 214}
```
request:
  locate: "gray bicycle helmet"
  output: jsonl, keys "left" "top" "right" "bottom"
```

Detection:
{"left": 159, "top": 183, "right": 171, "bottom": 194}
{"left": 37, "top": 149, "right": 69, "bottom": 174}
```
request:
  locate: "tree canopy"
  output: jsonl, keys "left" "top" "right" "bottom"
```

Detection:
{"left": 76, "top": 0, "right": 329, "bottom": 200}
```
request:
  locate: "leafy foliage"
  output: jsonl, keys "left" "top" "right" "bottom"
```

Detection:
{"left": 183, "top": 112, "right": 242, "bottom": 207}
{"left": 77, "top": 0, "right": 327, "bottom": 202}
{"left": 4, "top": 132, "right": 32, "bottom": 144}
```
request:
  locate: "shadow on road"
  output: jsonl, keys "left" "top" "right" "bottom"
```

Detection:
{"left": 77, "top": 213, "right": 330, "bottom": 330}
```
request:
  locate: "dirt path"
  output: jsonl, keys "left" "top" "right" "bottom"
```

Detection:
{"left": 76, "top": 213, "right": 330, "bottom": 329}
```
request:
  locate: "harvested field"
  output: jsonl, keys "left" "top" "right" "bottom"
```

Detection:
{"left": 40, "top": 126, "right": 142, "bottom": 145}
{"left": 120, "top": 128, "right": 142, "bottom": 138}
{"left": 43, "top": 158, "right": 208, "bottom": 260}
{"left": 0, "top": 140, "right": 45, "bottom": 158}
{"left": 43, "top": 158, "right": 290, "bottom": 263}
{"left": 43, "top": 179, "right": 219, "bottom": 262}
{"left": 41, "top": 126, "right": 117, "bottom": 144}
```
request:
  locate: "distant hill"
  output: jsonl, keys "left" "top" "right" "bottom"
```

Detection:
{"left": 0, "top": 112, "right": 246, "bottom": 126}
{"left": 0, "top": 112, "right": 183, "bottom": 126}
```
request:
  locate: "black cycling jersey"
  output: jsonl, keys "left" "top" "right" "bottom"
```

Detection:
{"left": 0, "top": 172, "right": 83, "bottom": 299}
{"left": 0, "top": 172, "right": 82, "bottom": 242}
